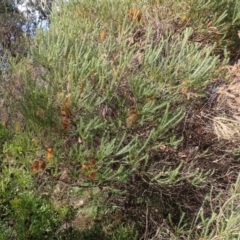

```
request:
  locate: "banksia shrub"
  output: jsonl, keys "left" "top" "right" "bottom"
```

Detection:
{"left": 2, "top": 0, "right": 240, "bottom": 239}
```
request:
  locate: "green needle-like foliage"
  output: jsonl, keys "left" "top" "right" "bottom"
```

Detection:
{"left": 1, "top": 0, "right": 240, "bottom": 239}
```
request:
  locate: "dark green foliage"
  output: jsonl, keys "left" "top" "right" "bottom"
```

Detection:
{"left": 7, "top": 194, "right": 59, "bottom": 240}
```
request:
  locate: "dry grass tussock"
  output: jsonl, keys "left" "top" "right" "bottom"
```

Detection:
{"left": 213, "top": 61, "right": 240, "bottom": 141}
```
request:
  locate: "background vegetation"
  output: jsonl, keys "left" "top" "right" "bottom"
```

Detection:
{"left": 1, "top": 0, "right": 240, "bottom": 239}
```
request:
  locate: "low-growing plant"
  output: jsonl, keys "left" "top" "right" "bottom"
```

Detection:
{"left": 8, "top": 193, "right": 59, "bottom": 240}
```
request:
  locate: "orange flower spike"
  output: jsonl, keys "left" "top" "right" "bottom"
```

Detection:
{"left": 81, "top": 159, "right": 96, "bottom": 176}
{"left": 60, "top": 101, "right": 71, "bottom": 117}
{"left": 181, "top": 15, "right": 189, "bottom": 23}
{"left": 60, "top": 109, "right": 70, "bottom": 117}
{"left": 31, "top": 160, "right": 39, "bottom": 172}
{"left": 62, "top": 117, "right": 70, "bottom": 130}
{"left": 126, "top": 106, "right": 138, "bottom": 128}
{"left": 46, "top": 148, "right": 53, "bottom": 161}
{"left": 99, "top": 31, "right": 106, "bottom": 42}
{"left": 88, "top": 171, "right": 97, "bottom": 179}
{"left": 129, "top": 8, "right": 142, "bottom": 22}
{"left": 31, "top": 160, "right": 46, "bottom": 172}
{"left": 81, "top": 163, "right": 88, "bottom": 174}
{"left": 146, "top": 97, "right": 156, "bottom": 102}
